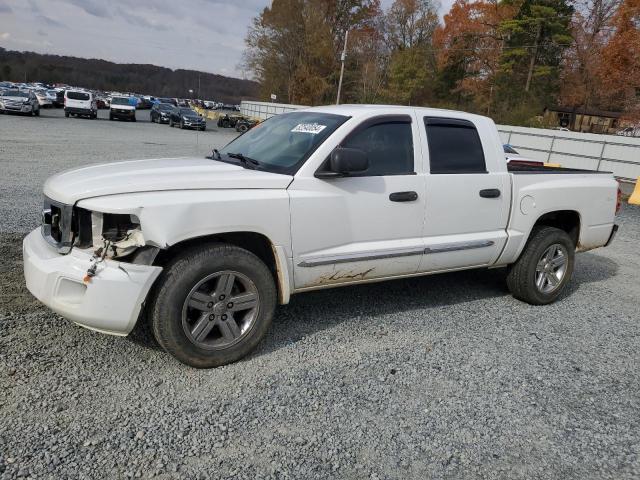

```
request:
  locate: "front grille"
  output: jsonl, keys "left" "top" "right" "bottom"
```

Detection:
{"left": 41, "top": 197, "right": 75, "bottom": 253}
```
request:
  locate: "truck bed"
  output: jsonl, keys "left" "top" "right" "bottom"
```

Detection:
{"left": 508, "top": 163, "right": 612, "bottom": 175}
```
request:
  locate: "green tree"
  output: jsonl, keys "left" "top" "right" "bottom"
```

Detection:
{"left": 496, "top": 0, "right": 574, "bottom": 116}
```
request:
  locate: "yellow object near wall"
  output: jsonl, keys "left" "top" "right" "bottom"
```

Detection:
{"left": 629, "top": 177, "right": 640, "bottom": 205}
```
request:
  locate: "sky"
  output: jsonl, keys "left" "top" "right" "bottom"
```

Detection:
{"left": 0, "top": 0, "right": 454, "bottom": 79}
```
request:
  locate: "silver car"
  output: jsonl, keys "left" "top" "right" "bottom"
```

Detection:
{"left": 0, "top": 90, "right": 40, "bottom": 116}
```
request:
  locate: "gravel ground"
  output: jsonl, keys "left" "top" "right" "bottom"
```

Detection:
{"left": 1, "top": 109, "right": 640, "bottom": 479}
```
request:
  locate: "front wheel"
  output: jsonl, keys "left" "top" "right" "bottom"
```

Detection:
{"left": 169, "top": 118, "right": 174, "bottom": 127}
{"left": 506, "top": 226, "right": 575, "bottom": 305}
{"left": 148, "top": 243, "right": 277, "bottom": 368}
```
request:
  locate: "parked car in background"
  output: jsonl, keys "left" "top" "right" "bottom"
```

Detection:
{"left": 64, "top": 90, "right": 97, "bottom": 118}
{"left": 503, "top": 144, "right": 544, "bottom": 167}
{"left": 0, "top": 89, "right": 40, "bottom": 115}
{"left": 95, "top": 97, "right": 109, "bottom": 109}
{"left": 217, "top": 114, "right": 249, "bottom": 128}
{"left": 136, "top": 96, "right": 153, "bottom": 110}
{"left": 616, "top": 126, "right": 640, "bottom": 137}
{"left": 34, "top": 90, "right": 52, "bottom": 108}
{"left": 150, "top": 102, "right": 174, "bottom": 124}
{"left": 168, "top": 106, "right": 206, "bottom": 130}
{"left": 53, "top": 90, "right": 65, "bottom": 108}
{"left": 45, "top": 90, "right": 60, "bottom": 107}
{"left": 109, "top": 96, "right": 136, "bottom": 121}
{"left": 158, "top": 97, "right": 177, "bottom": 106}
{"left": 235, "top": 118, "right": 258, "bottom": 133}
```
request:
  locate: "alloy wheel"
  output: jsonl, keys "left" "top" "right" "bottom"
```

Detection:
{"left": 181, "top": 271, "right": 260, "bottom": 350}
{"left": 534, "top": 243, "right": 568, "bottom": 294}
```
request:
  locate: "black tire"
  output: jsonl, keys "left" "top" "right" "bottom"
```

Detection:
{"left": 148, "top": 243, "right": 277, "bottom": 368}
{"left": 221, "top": 119, "right": 230, "bottom": 128}
{"left": 200, "top": 125, "right": 206, "bottom": 131}
{"left": 180, "top": 120, "right": 184, "bottom": 129}
{"left": 35, "top": 109, "right": 40, "bottom": 116}
{"left": 64, "top": 111, "right": 70, "bottom": 118}
{"left": 109, "top": 113, "right": 114, "bottom": 121}
{"left": 238, "top": 124, "right": 248, "bottom": 133}
{"left": 169, "top": 118, "right": 174, "bottom": 127}
{"left": 506, "top": 226, "right": 575, "bottom": 305}
{"left": 132, "top": 116, "right": 136, "bottom": 122}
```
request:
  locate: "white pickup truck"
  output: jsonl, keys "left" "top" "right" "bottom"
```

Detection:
{"left": 23, "top": 105, "right": 620, "bottom": 368}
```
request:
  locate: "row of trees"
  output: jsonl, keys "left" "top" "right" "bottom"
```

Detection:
{"left": 0, "top": 48, "right": 259, "bottom": 103}
{"left": 244, "top": 0, "right": 640, "bottom": 125}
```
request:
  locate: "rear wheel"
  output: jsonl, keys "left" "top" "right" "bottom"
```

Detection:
{"left": 149, "top": 243, "right": 276, "bottom": 368}
{"left": 169, "top": 118, "right": 174, "bottom": 127}
{"left": 506, "top": 226, "right": 575, "bottom": 305}
{"left": 64, "top": 111, "right": 70, "bottom": 118}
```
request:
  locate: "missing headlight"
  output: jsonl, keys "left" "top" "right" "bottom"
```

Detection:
{"left": 102, "top": 214, "right": 140, "bottom": 242}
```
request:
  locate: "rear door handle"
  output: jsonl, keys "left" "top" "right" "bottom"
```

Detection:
{"left": 389, "top": 191, "right": 418, "bottom": 202}
{"left": 479, "top": 189, "right": 501, "bottom": 198}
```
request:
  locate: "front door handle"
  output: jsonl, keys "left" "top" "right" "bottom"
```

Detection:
{"left": 479, "top": 189, "right": 501, "bottom": 198}
{"left": 389, "top": 191, "right": 418, "bottom": 202}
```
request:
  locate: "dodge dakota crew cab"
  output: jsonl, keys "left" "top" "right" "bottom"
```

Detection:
{"left": 23, "top": 105, "right": 620, "bottom": 368}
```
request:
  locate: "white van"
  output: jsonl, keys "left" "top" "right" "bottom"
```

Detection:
{"left": 64, "top": 90, "right": 97, "bottom": 119}
{"left": 109, "top": 96, "right": 136, "bottom": 122}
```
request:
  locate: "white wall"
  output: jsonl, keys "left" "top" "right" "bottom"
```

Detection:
{"left": 498, "top": 125, "right": 640, "bottom": 181}
{"left": 240, "top": 101, "right": 307, "bottom": 120}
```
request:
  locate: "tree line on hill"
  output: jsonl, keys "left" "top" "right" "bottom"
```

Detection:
{"left": 243, "top": 0, "right": 640, "bottom": 125}
{"left": 0, "top": 48, "right": 259, "bottom": 104}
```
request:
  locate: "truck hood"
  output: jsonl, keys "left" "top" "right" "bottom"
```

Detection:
{"left": 44, "top": 157, "right": 293, "bottom": 205}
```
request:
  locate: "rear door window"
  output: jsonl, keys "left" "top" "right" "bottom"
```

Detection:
{"left": 424, "top": 117, "right": 486, "bottom": 174}
{"left": 67, "top": 91, "right": 90, "bottom": 101}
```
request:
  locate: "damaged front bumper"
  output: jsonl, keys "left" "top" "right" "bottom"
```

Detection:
{"left": 23, "top": 228, "right": 162, "bottom": 336}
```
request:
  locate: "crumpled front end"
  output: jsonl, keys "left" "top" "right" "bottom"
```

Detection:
{"left": 23, "top": 229, "right": 161, "bottom": 335}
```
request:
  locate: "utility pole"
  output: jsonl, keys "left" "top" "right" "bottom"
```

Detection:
{"left": 525, "top": 21, "right": 542, "bottom": 92}
{"left": 336, "top": 30, "right": 349, "bottom": 105}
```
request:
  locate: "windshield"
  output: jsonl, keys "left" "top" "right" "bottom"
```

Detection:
{"left": 111, "top": 97, "right": 131, "bottom": 105}
{"left": 158, "top": 103, "right": 173, "bottom": 111}
{"left": 2, "top": 90, "right": 28, "bottom": 97}
{"left": 180, "top": 108, "right": 197, "bottom": 115}
{"left": 219, "top": 111, "right": 349, "bottom": 174}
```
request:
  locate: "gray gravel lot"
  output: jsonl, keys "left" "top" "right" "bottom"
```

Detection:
{"left": 1, "top": 108, "right": 640, "bottom": 479}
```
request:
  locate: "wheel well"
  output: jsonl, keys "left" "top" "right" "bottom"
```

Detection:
{"left": 532, "top": 210, "right": 580, "bottom": 246}
{"left": 154, "top": 232, "right": 277, "bottom": 279}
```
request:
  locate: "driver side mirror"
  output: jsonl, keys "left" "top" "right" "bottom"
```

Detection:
{"left": 316, "top": 147, "right": 369, "bottom": 178}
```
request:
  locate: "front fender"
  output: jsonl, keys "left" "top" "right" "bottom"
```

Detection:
{"left": 76, "top": 189, "right": 293, "bottom": 256}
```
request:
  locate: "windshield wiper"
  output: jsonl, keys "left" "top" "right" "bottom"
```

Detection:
{"left": 227, "top": 152, "right": 260, "bottom": 169}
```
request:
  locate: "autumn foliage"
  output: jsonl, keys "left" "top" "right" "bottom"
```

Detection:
{"left": 245, "top": 0, "right": 640, "bottom": 124}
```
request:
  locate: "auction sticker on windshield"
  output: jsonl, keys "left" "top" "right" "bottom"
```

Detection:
{"left": 291, "top": 123, "right": 327, "bottom": 134}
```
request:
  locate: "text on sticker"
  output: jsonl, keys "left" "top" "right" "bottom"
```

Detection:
{"left": 291, "top": 123, "right": 327, "bottom": 134}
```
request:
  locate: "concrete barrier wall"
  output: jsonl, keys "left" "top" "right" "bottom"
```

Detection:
{"left": 497, "top": 125, "right": 640, "bottom": 181}
{"left": 240, "top": 101, "right": 307, "bottom": 120}
{"left": 240, "top": 101, "right": 639, "bottom": 182}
